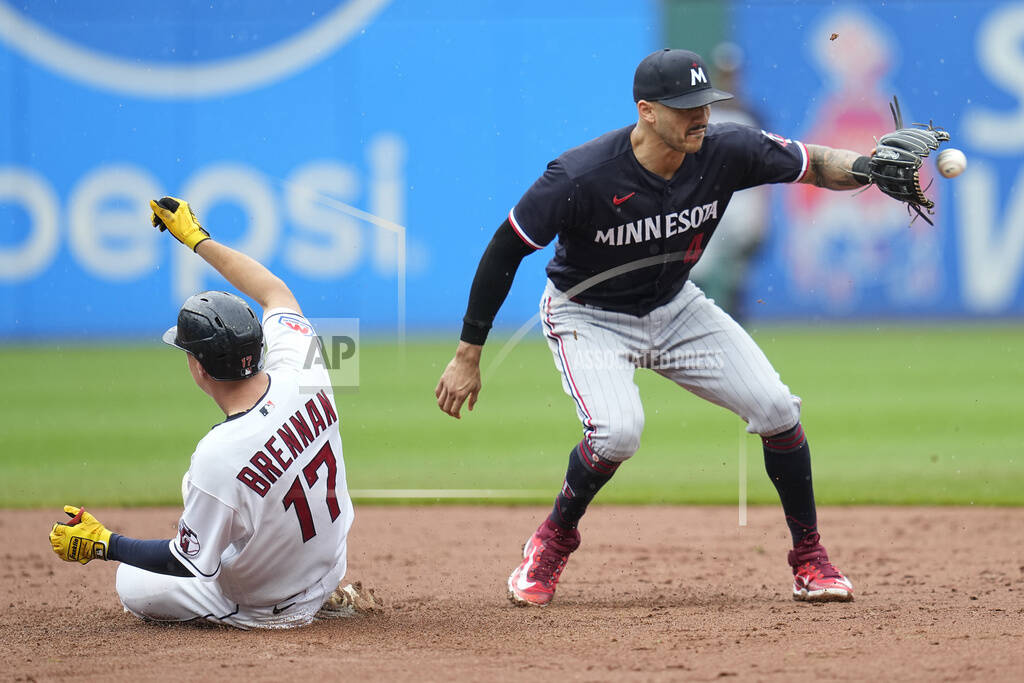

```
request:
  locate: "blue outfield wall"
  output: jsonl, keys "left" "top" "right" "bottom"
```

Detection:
{"left": 0, "top": 0, "right": 659, "bottom": 338}
{"left": 1, "top": 0, "right": 1022, "bottom": 341}
{"left": 732, "top": 1, "right": 1024, "bottom": 319}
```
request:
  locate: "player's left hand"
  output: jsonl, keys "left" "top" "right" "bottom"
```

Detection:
{"left": 863, "top": 96, "right": 950, "bottom": 224}
{"left": 49, "top": 505, "right": 113, "bottom": 565}
{"left": 435, "top": 342, "right": 482, "bottom": 419}
{"left": 150, "top": 196, "right": 210, "bottom": 251}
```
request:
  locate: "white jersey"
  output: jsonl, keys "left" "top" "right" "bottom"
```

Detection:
{"left": 168, "top": 307, "right": 354, "bottom": 608}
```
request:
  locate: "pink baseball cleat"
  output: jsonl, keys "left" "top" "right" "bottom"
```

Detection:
{"left": 507, "top": 519, "right": 581, "bottom": 607}
{"left": 788, "top": 532, "right": 854, "bottom": 602}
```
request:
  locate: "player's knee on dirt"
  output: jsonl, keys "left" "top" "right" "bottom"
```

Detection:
{"left": 116, "top": 564, "right": 181, "bottom": 622}
{"left": 116, "top": 564, "right": 154, "bottom": 619}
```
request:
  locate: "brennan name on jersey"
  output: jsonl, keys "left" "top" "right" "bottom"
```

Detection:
{"left": 236, "top": 388, "right": 338, "bottom": 496}
{"left": 595, "top": 200, "right": 719, "bottom": 247}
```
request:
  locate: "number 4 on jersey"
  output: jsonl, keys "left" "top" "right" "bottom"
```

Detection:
{"left": 683, "top": 233, "right": 705, "bottom": 264}
{"left": 282, "top": 441, "right": 341, "bottom": 542}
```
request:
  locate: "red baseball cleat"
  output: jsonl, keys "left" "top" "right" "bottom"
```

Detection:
{"left": 507, "top": 519, "right": 581, "bottom": 607}
{"left": 788, "top": 532, "right": 854, "bottom": 602}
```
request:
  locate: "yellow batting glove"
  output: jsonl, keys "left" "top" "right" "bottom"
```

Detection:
{"left": 150, "top": 196, "right": 210, "bottom": 252}
{"left": 49, "top": 505, "right": 113, "bottom": 565}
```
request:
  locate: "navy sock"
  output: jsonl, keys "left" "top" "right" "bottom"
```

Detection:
{"left": 548, "top": 441, "right": 620, "bottom": 530}
{"left": 762, "top": 423, "right": 818, "bottom": 545}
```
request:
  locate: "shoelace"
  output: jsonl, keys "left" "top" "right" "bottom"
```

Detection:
{"left": 529, "top": 542, "right": 571, "bottom": 586}
{"left": 792, "top": 532, "right": 844, "bottom": 581}
{"left": 798, "top": 557, "right": 843, "bottom": 581}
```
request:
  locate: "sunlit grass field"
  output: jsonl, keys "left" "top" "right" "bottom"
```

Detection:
{"left": 2, "top": 324, "right": 1022, "bottom": 508}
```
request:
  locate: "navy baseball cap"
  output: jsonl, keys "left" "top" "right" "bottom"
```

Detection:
{"left": 633, "top": 48, "right": 734, "bottom": 109}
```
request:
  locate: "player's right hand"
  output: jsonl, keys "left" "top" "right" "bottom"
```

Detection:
{"left": 435, "top": 342, "right": 483, "bottom": 419}
{"left": 150, "top": 196, "right": 210, "bottom": 252}
{"left": 49, "top": 505, "right": 113, "bottom": 565}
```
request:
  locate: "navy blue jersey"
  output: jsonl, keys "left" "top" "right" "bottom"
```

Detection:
{"left": 509, "top": 122, "right": 808, "bottom": 315}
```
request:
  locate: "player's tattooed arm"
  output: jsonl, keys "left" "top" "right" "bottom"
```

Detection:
{"left": 800, "top": 144, "right": 867, "bottom": 190}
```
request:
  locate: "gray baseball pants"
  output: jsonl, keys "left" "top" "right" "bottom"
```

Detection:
{"left": 540, "top": 279, "right": 801, "bottom": 462}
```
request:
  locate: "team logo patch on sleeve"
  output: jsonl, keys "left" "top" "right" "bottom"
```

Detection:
{"left": 761, "top": 130, "right": 793, "bottom": 147}
{"left": 277, "top": 314, "right": 313, "bottom": 335}
{"left": 176, "top": 521, "right": 201, "bottom": 558}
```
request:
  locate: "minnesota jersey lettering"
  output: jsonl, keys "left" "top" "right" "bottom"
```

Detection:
{"left": 509, "top": 122, "right": 806, "bottom": 315}
{"left": 593, "top": 201, "right": 719, "bottom": 246}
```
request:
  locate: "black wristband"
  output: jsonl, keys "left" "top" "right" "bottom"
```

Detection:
{"left": 460, "top": 319, "right": 490, "bottom": 346}
{"left": 851, "top": 155, "right": 872, "bottom": 185}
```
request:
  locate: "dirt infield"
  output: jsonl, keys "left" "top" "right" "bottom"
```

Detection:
{"left": 4, "top": 505, "right": 1022, "bottom": 682}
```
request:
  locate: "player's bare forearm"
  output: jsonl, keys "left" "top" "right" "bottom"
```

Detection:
{"left": 453, "top": 340, "right": 482, "bottom": 363}
{"left": 800, "top": 144, "right": 865, "bottom": 190}
{"left": 194, "top": 240, "right": 301, "bottom": 314}
{"left": 435, "top": 341, "right": 482, "bottom": 419}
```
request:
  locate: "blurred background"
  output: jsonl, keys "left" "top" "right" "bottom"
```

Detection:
{"left": 2, "top": 1, "right": 1022, "bottom": 507}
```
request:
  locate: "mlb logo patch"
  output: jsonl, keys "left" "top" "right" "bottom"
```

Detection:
{"left": 259, "top": 400, "right": 276, "bottom": 416}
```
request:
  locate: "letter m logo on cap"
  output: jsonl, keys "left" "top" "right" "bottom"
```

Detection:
{"left": 690, "top": 67, "right": 707, "bottom": 86}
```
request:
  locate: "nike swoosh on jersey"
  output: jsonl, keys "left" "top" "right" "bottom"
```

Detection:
{"left": 612, "top": 192, "right": 636, "bottom": 205}
{"left": 272, "top": 601, "right": 296, "bottom": 615}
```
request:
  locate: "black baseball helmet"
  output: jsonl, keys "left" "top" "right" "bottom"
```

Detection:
{"left": 162, "top": 291, "right": 264, "bottom": 381}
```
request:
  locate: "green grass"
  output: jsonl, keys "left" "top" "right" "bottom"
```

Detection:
{"left": 2, "top": 324, "right": 1022, "bottom": 507}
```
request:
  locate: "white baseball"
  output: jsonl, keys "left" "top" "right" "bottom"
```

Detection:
{"left": 936, "top": 148, "right": 967, "bottom": 178}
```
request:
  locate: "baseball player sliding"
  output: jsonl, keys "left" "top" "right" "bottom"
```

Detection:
{"left": 48, "top": 197, "right": 376, "bottom": 628}
{"left": 436, "top": 49, "right": 949, "bottom": 606}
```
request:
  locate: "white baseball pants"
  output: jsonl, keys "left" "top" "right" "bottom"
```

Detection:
{"left": 114, "top": 547, "right": 347, "bottom": 629}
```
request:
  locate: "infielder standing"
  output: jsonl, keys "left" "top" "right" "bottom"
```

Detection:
{"left": 436, "top": 49, "right": 936, "bottom": 606}
{"left": 49, "top": 197, "right": 365, "bottom": 628}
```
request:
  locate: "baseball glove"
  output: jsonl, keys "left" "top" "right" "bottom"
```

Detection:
{"left": 864, "top": 96, "right": 951, "bottom": 224}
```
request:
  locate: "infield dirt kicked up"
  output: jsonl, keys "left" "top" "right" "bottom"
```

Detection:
{"left": 3, "top": 505, "right": 1022, "bottom": 682}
